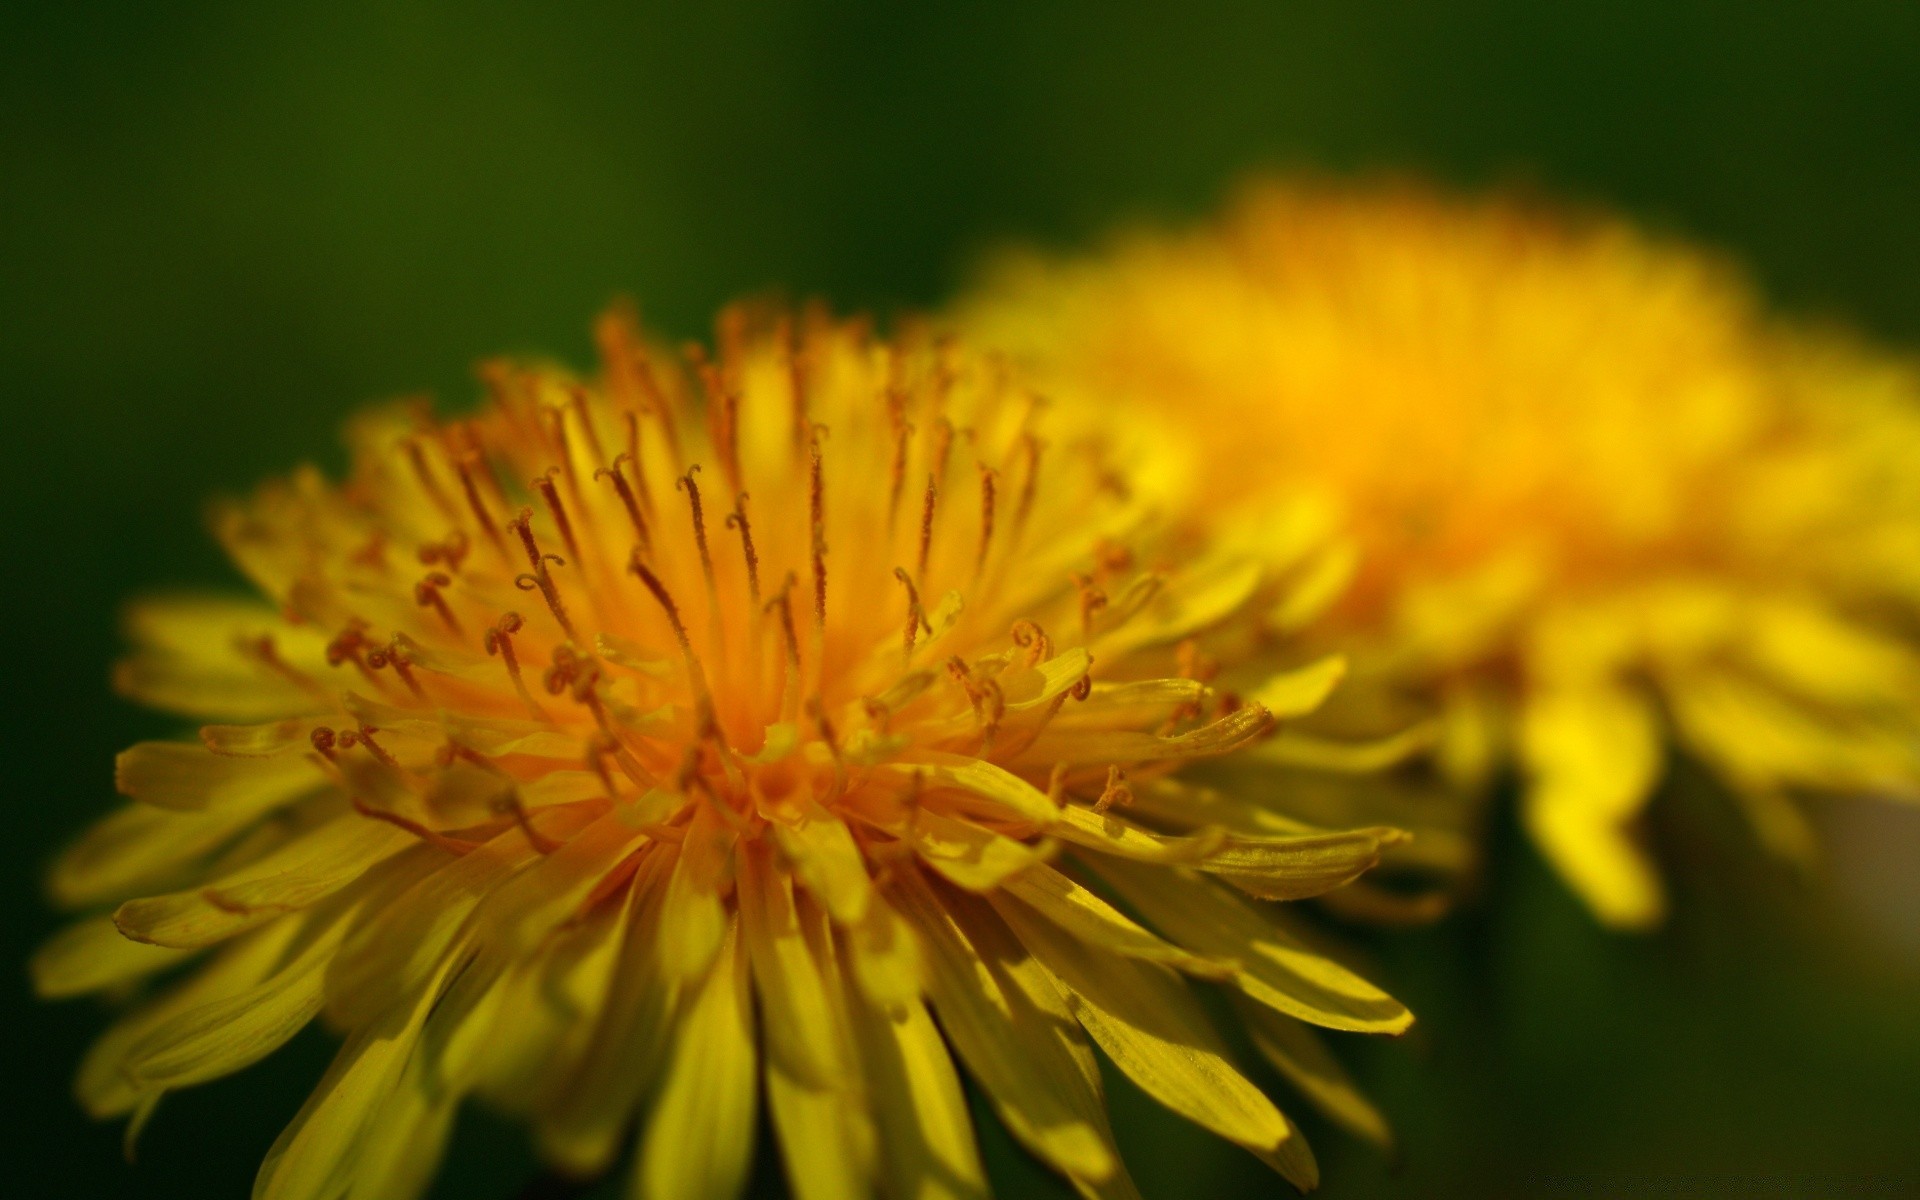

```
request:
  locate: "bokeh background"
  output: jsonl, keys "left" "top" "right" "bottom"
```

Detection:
{"left": 5, "top": 3, "right": 1920, "bottom": 1196}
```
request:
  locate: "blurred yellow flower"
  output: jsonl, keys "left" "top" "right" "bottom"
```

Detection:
{"left": 957, "top": 181, "right": 1920, "bottom": 928}
{"left": 35, "top": 303, "right": 1409, "bottom": 1198}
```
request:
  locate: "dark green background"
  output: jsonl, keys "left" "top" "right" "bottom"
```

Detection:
{"left": 5, "top": 2, "right": 1920, "bottom": 1197}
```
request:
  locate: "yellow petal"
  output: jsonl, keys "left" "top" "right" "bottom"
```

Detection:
{"left": 123, "top": 912, "right": 343, "bottom": 1092}
{"left": 844, "top": 891, "right": 924, "bottom": 1009}
{"left": 764, "top": 889, "right": 878, "bottom": 1200}
{"left": 325, "top": 818, "right": 579, "bottom": 1029}
{"left": 911, "top": 809, "right": 1052, "bottom": 891}
{"left": 1253, "top": 722, "right": 1438, "bottom": 773}
{"left": 1235, "top": 995, "right": 1393, "bottom": 1150}
{"left": 115, "top": 741, "right": 320, "bottom": 814}
{"left": 1055, "top": 805, "right": 1399, "bottom": 899}
{"left": 49, "top": 801, "right": 259, "bottom": 909}
{"left": 771, "top": 804, "right": 873, "bottom": 923}
{"left": 892, "top": 869, "right": 1120, "bottom": 1186}
{"left": 999, "top": 861, "right": 1233, "bottom": 978}
{"left": 1094, "top": 859, "right": 1411, "bottom": 1034}
{"left": 198, "top": 718, "right": 315, "bottom": 757}
{"left": 993, "top": 892, "right": 1316, "bottom": 1190}
{"left": 1017, "top": 704, "right": 1273, "bottom": 768}
{"left": 537, "top": 851, "right": 679, "bottom": 1176}
{"left": 635, "top": 920, "right": 758, "bottom": 1200}
{"left": 114, "top": 594, "right": 327, "bottom": 720}
{"left": 75, "top": 918, "right": 304, "bottom": 1118}
{"left": 1518, "top": 683, "right": 1666, "bottom": 928}
{"left": 253, "top": 962, "right": 454, "bottom": 1200}
{"left": 657, "top": 802, "right": 736, "bottom": 984}
{"left": 1268, "top": 543, "right": 1358, "bottom": 633}
{"left": 31, "top": 916, "right": 194, "bottom": 999}
{"left": 889, "top": 754, "right": 1059, "bottom": 824}
{"left": 114, "top": 815, "right": 413, "bottom": 949}
{"left": 840, "top": 948, "right": 988, "bottom": 1200}
{"left": 739, "top": 841, "right": 838, "bottom": 1088}
{"left": 1244, "top": 654, "right": 1348, "bottom": 720}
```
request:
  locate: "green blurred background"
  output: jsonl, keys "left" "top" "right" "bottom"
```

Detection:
{"left": 5, "top": 2, "right": 1920, "bottom": 1196}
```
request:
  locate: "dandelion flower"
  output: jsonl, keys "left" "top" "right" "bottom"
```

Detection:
{"left": 956, "top": 181, "right": 1920, "bottom": 928}
{"left": 35, "top": 303, "right": 1411, "bottom": 1199}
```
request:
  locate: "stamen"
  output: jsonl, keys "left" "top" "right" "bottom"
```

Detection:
{"left": 688, "top": 343, "right": 743, "bottom": 492}
{"left": 888, "top": 416, "right": 914, "bottom": 532}
{"left": 309, "top": 727, "right": 339, "bottom": 762}
{"left": 1013, "top": 433, "right": 1044, "bottom": 535}
{"left": 352, "top": 797, "right": 476, "bottom": 856}
{"left": 414, "top": 572, "right": 463, "bottom": 636}
{"left": 244, "top": 635, "right": 329, "bottom": 699}
{"left": 507, "top": 508, "right": 577, "bottom": 640}
{"left": 975, "top": 463, "right": 999, "bottom": 578}
{"left": 455, "top": 454, "right": 511, "bottom": 558}
{"left": 348, "top": 530, "right": 389, "bottom": 572}
{"left": 587, "top": 730, "right": 656, "bottom": 793}
{"left": 806, "top": 696, "right": 849, "bottom": 803}
{"left": 417, "top": 532, "right": 471, "bottom": 575}
{"left": 764, "top": 573, "right": 803, "bottom": 723}
{"left": 325, "top": 622, "right": 383, "bottom": 687}
{"left": 1072, "top": 572, "right": 1109, "bottom": 640}
{"left": 403, "top": 439, "right": 462, "bottom": 526}
{"left": 630, "top": 551, "right": 711, "bottom": 708}
{"left": 809, "top": 426, "right": 829, "bottom": 630}
{"left": 1093, "top": 765, "right": 1133, "bottom": 815}
{"left": 484, "top": 612, "right": 549, "bottom": 720}
{"left": 902, "top": 768, "right": 925, "bottom": 840}
{"left": 724, "top": 493, "right": 762, "bottom": 605}
{"left": 534, "top": 469, "right": 585, "bottom": 567}
{"left": 492, "top": 787, "right": 562, "bottom": 854}
{"left": 353, "top": 724, "right": 405, "bottom": 772}
{"left": 677, "top": 466, "right": 719, "bottom": 602}
{"left": 893, "top": 567, "right": 932, "bottom": 659}
{"left": 916, "top": 473, "right": 938, "bottom": 586}
{"left": 595, "top": 454, "right": 652, "bottom": 555}
{"left": 566, "top": 383, "right": 609, "bottom": 468}
{"left": 1010, "top": 619, "right": 1052, "bottom": 667}
{"left": 365, "top": 637, "right": 428, "bottom": 700}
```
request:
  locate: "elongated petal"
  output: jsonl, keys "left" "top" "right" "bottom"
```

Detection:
{"left": 636, "top": 920, "right": 757, "bottom": 1200}
{"left": 993, "top": 891, "right": 1316, "bottom": 1190}
{"left": 254, "top": 964, "right": 452, "bottom": 1200}
{"left": 535, "top": 850, "right": 678, "bottom": 1175}
{"left": 911, "top": 809, "right": 1053, "bottom": 891}
{"left": 1234, "top": 995, "right": 1393, "bottom": 1149}
{"left": 115, "top": 816, "right": 413, "bottom": 949}
{"left": 1094, "top": 859, "right": 1411, "bottom": 1034}
{"left": 999, "top": 861, "right": 1233, "bottom": 978}
{"left": 892, "top": 869, "right": 1121, "bottom": 1187}
{"left": 1054, "top": 805, "right": 1400, "bottom": 899}
{"left": 31, "top": 916, "right": 194, "bottom": 999}
{"left": 771, "top": 804, "right": 873, "bottom": 923}
{"left": 124, "top": 913, "right": 344, "bottom": 1092}
{"left": 1519, "top": 683, "right": 1665, "bottom": 928}
{"left": 1244, "top": 655, "right": 1348, "bottom": 720}
{"left": 116, "top": 742, "right": 321, "bottom": 814}
{"left": 840, "top": 940, "right": 988, "bottom": 1200}
{"left": 740, "top": 841, "right": 839, "bottom": 1087}
{"left": 764, "top": 889, "right": 878, "bottom": 1200}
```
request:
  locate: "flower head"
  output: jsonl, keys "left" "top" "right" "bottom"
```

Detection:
{"left": 37, "top": 303, "right": 1408, "bottom": 1198}
{"left": 957, "top": 181, "right": 1920, "bottom": 927}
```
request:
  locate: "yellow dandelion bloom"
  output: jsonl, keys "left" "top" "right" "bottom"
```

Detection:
{"left": 34, "top": 303, "right": 1411, "bottom": 1199}
{"left": 956, "top": 181, "right": 1920, "bottom": 929}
